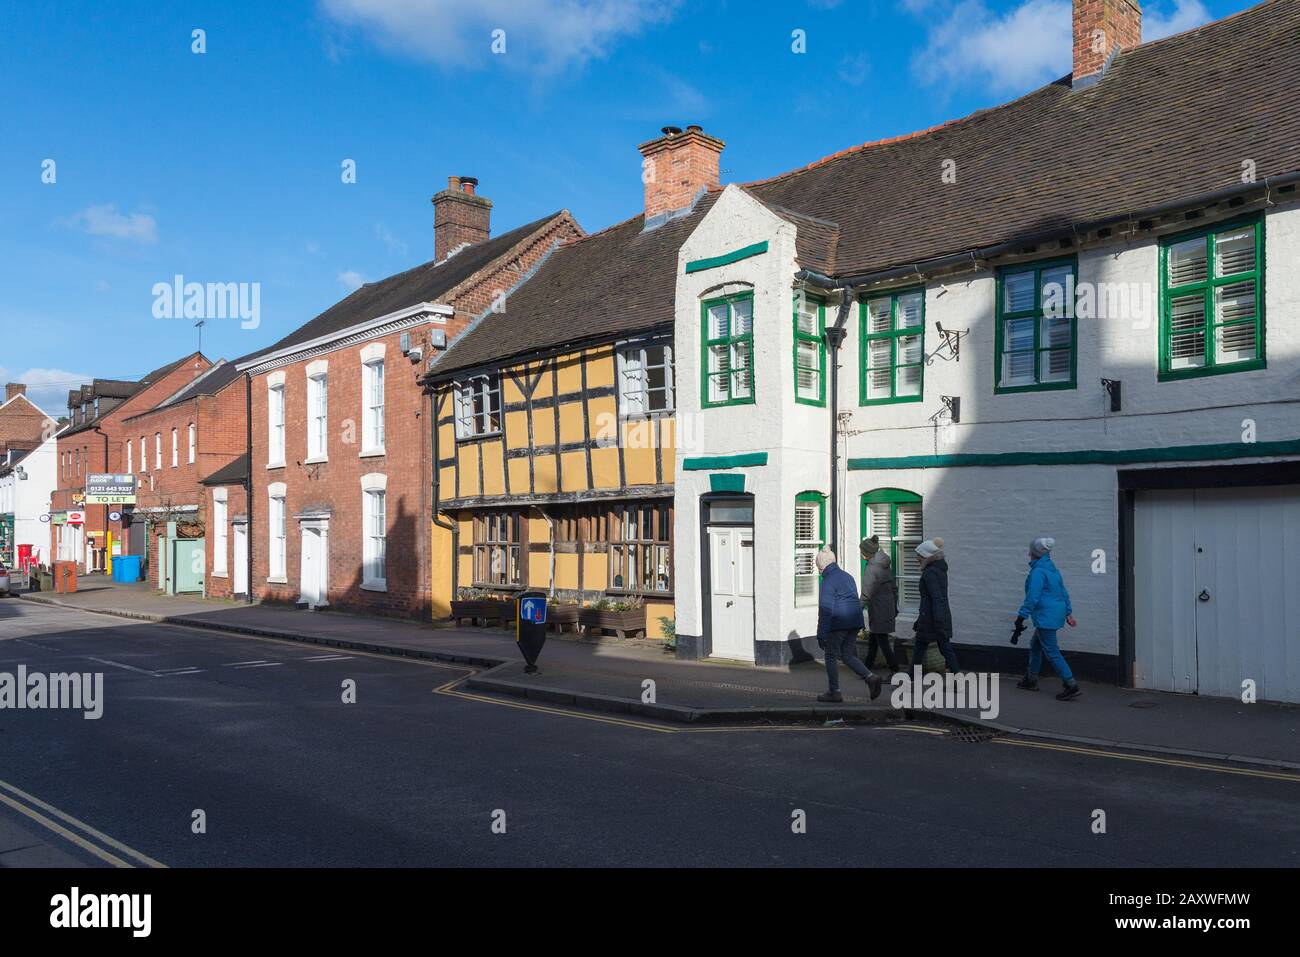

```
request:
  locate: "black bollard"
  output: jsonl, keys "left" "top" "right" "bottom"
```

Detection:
{"left": 516, "top": 591, "right": 548, "bottom": 674}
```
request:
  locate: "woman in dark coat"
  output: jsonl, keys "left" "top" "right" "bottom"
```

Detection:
{"left": 911, "top": 537, "right": 960, "bottom": 673}
{"left": 859, "top": 536, "right": 901, "bottom": 672}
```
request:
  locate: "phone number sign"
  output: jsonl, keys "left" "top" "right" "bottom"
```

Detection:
{"left": 86, "top": 473, "right": 137, "bottom": 505}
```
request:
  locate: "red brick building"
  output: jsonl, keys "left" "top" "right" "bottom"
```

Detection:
{"left": 201, "top": 453, "right": 249, "bottom": 600}
{"left": 122, "top": 360, "right": 248, "bottom": 589}
{"left": 0, "top": 383, "right": 57, "bottom": 459}
{"left": 51, "top": 354, "right": 211, "bottom": 572}
{"left": 237, "top": 179, "right": 581, "bottom": 617}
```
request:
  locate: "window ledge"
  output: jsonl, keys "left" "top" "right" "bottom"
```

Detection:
{"left": 359, "top": 448, "right": 386, "bottom": 458}
{"left": 266, "top": 461, "right": 286, "bottom": 470}
{"left": 212, "top": 570, "right": 228, "bottom": 579}
{"left": 267, "top": 576, "right": 288, "bottom": 585}
{"left": 456, "top": 432, "right": 503, "bottom": 444}
{"left": 303, "top": 456, "right": 329, "bottom": 465}
{"left": 361, "top": 579, "right": 387, "bottom": 592}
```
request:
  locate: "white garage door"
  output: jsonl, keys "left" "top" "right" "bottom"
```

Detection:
{"left": 1135, "top": 485, "right": 1300, "bottom": 703}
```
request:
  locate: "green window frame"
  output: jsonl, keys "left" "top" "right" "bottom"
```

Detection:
{"left": 794, "top": 491, "right": 826, "bottom": 608}
{"left": 860, "top": 288, "right": 925, "bottom": 404}
{"left": 701, "top": 291, "right": 756, "bottom": 407}
{"left": 994, "top": 257, "right": 1077, "bottom": 394}
{"left": 1158, "top": 215, "right": 1265, "bottom": 381}
{"left": 793, "top": 292, "right": 826, "bottom": 406}
{"left": 861, "top": 489, "right": 922, "bottom": 610}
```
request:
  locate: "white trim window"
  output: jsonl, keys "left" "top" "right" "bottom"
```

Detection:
{"left": 212, "top": 488, "right": 229, "bottom": 577}
{"left": 188, "top": 423, "right": 196, "bottom": 463}
{"left": 617, "top": 342, "right": 674, "bottom": 415}
{"left": 361, "top": 474, "right": 387, "bottom": 589}
{"left": 154, "top": 433, "right": 162, "bottom": 469}
{"left": 454, "top": 374, "right": 502, "bottom": 439}
{"left": 307, "top": 371, "right": 328, "bottom": 460}
{"left": 138, "top": 438, "right": 145, "bottom": 473}
{"left": 267, "top": 382, "right": 286, "bottom": 467}
{"left": 362, "top": 358, "right": 385, "bottom": 454}
{"left": 794, "top": 494, "right": 824, "bottom": 608}
{"left": 126, "top": 441, "right": 132, "bottom": 474}
{"left": 268, "top": 485, "right": 287, "bottom": 581}
{"left": 171, "top": 428, "right": 178, "bottom": 467}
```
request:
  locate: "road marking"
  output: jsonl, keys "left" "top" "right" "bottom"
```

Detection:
{"left": 225, "top": 660, "right": 270, "bottom": 667}
{"left": 85, "top": 655, "right": 158, "bottom": 676}
{"left": 994, "top": 738, "right": 1300, "bottom": 784}
{"left": 301, "top": 654, "right": 353, "bottom": 661}
{"left": 0, "top": 778, "right": 166, "bottom": 868}
{"left": 232, "top": 661, "right": 284, "bottom": 669}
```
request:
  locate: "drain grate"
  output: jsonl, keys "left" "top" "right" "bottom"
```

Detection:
{"left": 946, "top": 725, "right": 999, "bottom": 743}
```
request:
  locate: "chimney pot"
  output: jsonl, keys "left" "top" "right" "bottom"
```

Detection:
{"left": 1073, "top": 0, "right": 1141, "bottom": 88}
{"left": 433, "top": 175, "right": 492, "bottom": 262}
{"left": 4, "top": 383, "right": 25, "bottom": 402}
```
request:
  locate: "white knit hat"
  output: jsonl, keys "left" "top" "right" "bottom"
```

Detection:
{"left": 1030, "top": 537, "right": 1055, "bottom": 558}
{"left": 815, "top": 548, "right": 836, "bottom": 572}
{"left": 915, "top": 537, "right": 945, "bottom": 559}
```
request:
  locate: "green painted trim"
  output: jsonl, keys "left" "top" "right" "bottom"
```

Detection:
{"left": 1158, "top": 213, "right": 1265, "bottom": 382}
{"left": 860, "top": 487, "right": 922, "bottom": 505}
{"left": 709, "top": 473, "right": 746, "bottom": 492}
{"left": 994, "top": 257, "right": 1078, "bottom": 394}
{"left": 683, "top": 452, "right": 769, "bottom": 471}
{"left": 848, "top": 438, "right": 1300, "bottom": 471}
{"left": 685, "top": 241, "right": 769, "bottom": 274}
{"left": 794, "top": 293, "right": 826, "bottom": 407}
{"left": 859, "top": 287, "right": 926, "bottom": 406}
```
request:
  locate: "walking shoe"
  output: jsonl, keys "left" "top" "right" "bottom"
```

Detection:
{"left": 817, "top": 691, "right": 843, "bottom": 703}
{"left": 865, "top": 674, "right": 883, "bottom": 701}
{"left": 1016, "top": 675, "right": 1039, "bottom": 691}
{"left": 1056, "top": 682, "right": 1082, "bottom": 701}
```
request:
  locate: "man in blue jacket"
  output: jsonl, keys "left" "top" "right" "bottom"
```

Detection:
{"left": 815, "top": 549, "right": 883, "bottom": 703}
{"left": 1013, "top": 537, "right": 1081, "bottom": 701}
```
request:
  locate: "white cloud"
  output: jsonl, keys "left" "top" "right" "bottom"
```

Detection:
{"left": 319, "top": 0, "right": 679, "bottom": 73}
{"left": 912, "top": 0, "right": 1072, "bottom": 95}
{"left": 838, "top": 52, "right": 870, "bottom": 86}
{"left": 0, "top": 367, "right": 92, "bottom": 416}
{"left": 61, "top": 204, "right": 158, "bottom": 244}
{"left": 1144, "top": 0, "right": 1212, "bottom": 41}
{"left": 374, "top": 222, "right": 408, "bottom": 257}
{"left": 337, "top": 270, "right": 367, "bottom": 291}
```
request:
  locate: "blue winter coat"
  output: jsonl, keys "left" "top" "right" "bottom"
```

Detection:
{"left": 1018, "top": 554, "right": 1072, "bottom": 629}
{"left": 817, "top": 562, "right": 866, "bottom": 641}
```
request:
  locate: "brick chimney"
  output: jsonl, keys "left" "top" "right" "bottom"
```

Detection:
{"left": 637, "top": 125, "right": 725, "bottom": 220}
{"left": 432, "top": 176, "right": 491, "bottom": 262}
{"left": 1073, "top": 0, "right": 1142, "bottom": 89}
{"left": 4, "top": 383, "right": 25, "bottom": 402}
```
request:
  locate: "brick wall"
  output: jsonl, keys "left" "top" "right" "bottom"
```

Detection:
{"left": 1073, "top": 0, "right": 1142, "bottom": 82}
{"left": 204, "top": 482, "right": 247, "bottom": 600}
{"left": 0, "top": 394, "right": 54, "bottom": 457}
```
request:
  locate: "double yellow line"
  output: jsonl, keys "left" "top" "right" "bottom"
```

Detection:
{"left": 0, "top": 778, "right": 165, "bottom": 868}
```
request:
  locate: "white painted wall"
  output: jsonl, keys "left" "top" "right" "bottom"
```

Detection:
{"left": 2, "top": 434, "right": 58, "bottom": 567}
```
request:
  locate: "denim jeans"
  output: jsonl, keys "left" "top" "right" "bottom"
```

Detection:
{"left": 1028, "top": 628, "right": 1074, "bottom": 683}
{"left": 912, "top": 633, "right": 960, "bottom": 673}
{"left": 822, "top": 629, "right": 872, "bottom": 693}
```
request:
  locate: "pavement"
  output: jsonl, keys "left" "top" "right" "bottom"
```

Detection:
{"left": 11, "top": 575, "right": 1300, "bottom": 770}
{"left": 3, "top": 598, "right": 1298, "bottom": 868}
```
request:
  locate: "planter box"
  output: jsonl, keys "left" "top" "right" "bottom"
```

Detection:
{"left": 450, "top": 599, "right": 516, "bottom": 627}
{"left": 578, "top": 606, "right": 647, "bottom": 640}
{"left": 548, "top": 604, "right": 581, "bottom": 633}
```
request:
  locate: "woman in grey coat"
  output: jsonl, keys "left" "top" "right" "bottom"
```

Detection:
{"left": 859, "top": 536, "right": 901, "bottom": 672}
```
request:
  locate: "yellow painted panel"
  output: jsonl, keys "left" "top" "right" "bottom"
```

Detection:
{"left": 624, "top": 444, "right": 658, "bottom": 487}
{"left": 502, "top": 375, "right": 525, "bottom": 405}
{"left": 585, "top": 349, "right": 615, "bottom": 389}
{"left": 438, "top": 464, "right": 456, "bottom": 493}
{"left": 556, "top": 353, "right": 583, "bottom": 395}
{"left": 527, "top": 515, "right": 550, "bottom": 544}
{"left": 645, "top": 601, "right": 675, "bottom": 639}
{"left": 533, "top": 411, "right": 556, "bottom": 449}
{"left": 458, "top": 552, "right": 473, "bottom": 586}
{"left": 560, "top": 451, "right": 587, "bottom": 492}
{"left": 554, "top": 553, "right": 579, "bottom": 590}
{"left": 505, "top": 410, "right": 529, "bottom": 449}
{"left": 531, "top": 362, "right": 553, "bottom": 399}
{"left": 587, "top": 395, "right": 618, "bottom": 446}
{"left": 558, "top": 399, "right": 585, "bottom": 445}
{"left": 480, "top": 442, "right": 505, "bottom": 496}
{"left": 591, "top": 447, "right": 620, "bottom": 489}
{"left": 533, "top": 455, "right": 558, "bottom": 494}
{"left": 528, "top": 551, "right": 550, "bottom": 587}
{"left": 457, "top": 446, "right": 480, "bottom": 496}
{"left": 507, "top": 457, "right": 529, "bottom": 494}
{"left": 430, "top": 523, "right": 454, "bottom": 619}
{"left": 583, "top": 552, "right": 609, "bottom": 591}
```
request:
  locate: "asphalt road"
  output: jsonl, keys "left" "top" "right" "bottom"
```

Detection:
{"left": 1, "top": 598, "right": 1296, "bottom": 867}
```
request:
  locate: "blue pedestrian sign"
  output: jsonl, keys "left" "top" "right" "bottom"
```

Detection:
{"left": 520, "top": 596, "right": 547, "bottom": 625}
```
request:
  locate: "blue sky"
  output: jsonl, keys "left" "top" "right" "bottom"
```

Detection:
{"left": 1, "top": 0, "right": 1247, "bottom": 414}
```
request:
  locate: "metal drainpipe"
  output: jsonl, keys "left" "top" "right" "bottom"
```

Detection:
{"left": 824, "top": 294, "right": 854, "bottom": 560}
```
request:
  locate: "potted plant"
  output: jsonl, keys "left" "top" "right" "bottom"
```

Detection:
{"left": 579, "top": 596, "right": 648, "bottom": 639}
{"left": 450, "top": 588, "right": 517, "bottom": 626}
{"left": 548, "top": 598, "right": 581, "bottom": 633}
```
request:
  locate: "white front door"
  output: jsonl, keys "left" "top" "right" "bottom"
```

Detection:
{"left": 232, "top": 523, "right": 248, "bottom": 595}
{"left": 708, "top": 525, "right": 755, "bottom": 661}
{"left": 1135, "top": 485, "right": 1300, "bottom": 703}
{"left": 299, "top": 523, "right": 329, "bottom": 608}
